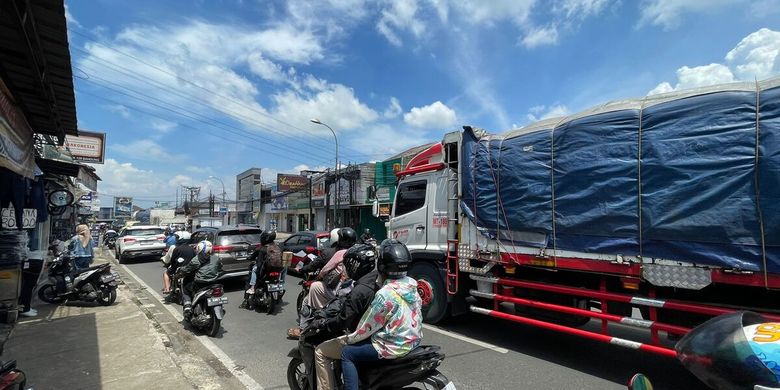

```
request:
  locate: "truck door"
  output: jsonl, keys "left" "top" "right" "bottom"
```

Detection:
{"left": 427, "top": 172, "right": 449, "bottom": 252}
{"left": 389, "top": 177, "right": 428, "bottom": 252}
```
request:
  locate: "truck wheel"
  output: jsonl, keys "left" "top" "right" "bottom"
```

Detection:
{"left": 409, "top": 261, "right": 449, "bottom": 324}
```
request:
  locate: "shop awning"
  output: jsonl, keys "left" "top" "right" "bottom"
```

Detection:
{"left": 0, "top": 0, "right": 78, "bottom": 143}
{"left": 36, "top": 156, "right": 81, "bottom": 177}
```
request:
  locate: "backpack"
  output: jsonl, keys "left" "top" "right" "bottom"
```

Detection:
{"left": 266, "top": 243, "right": 282, "bottom": 268}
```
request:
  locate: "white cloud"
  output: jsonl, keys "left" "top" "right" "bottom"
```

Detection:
{"left": 448, "top": 0, "right": 535, "bottom": 26}
{"left": 103, "top": 104, "right": 130, "bottom": 118}
{"left": 555, "top": 0, "right": 613, "bottom": 20}
{"left": 725, "top": 28, "right": 780, "bottom": 81}
{"left": 151, "top": 119, "right": 177, "bottom": 133}
{"left": 637, "top": 0, "right": 740, "bottom": 30}
{"left": 90, "top": 159, "right": 166, "bottom": 198}
{"left": 376, "top": 0, "right": 426, "bottom": 47}
{"left": 647, "top": 28, "right": 780, "bottom": 95}
{"left": 346, "top": 123, "right": 431, "bottom": 159}
{"left": 383, "top": 97, "right": 402, "bottom": 118}
{"left": 521, "top": 25, "right": 559, "bottom": 49}
{"left": 272, "top": 83, "right": 379, "bottom": 131}
{"left": 247, "top": 53, "right": 287, "bottom": 82}
{"left": 526, "top": 104, "right": 570, "bottom": 122}
{"left": 404, "top": 101, "right": 457, "bottom": 129}
{"left": 113, "top": 140, "right": 184, "bottom": 162}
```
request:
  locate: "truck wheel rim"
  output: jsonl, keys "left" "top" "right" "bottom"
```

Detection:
{"left": 417, "top": 279, "right": 434, "bottom": 306}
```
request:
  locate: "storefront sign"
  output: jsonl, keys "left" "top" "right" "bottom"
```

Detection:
{"left": 312, "top": 199, "right": 325, "bottom": 208}
{"left": 1, "top": 206, "right": 37, "bottom": 229}
{"left": 271, "top": 194, "right": 289, "bottom": 210}
{"left": 64, "top": 131, "right": 106, "bottom": 163}
{"left": 0, "top": 79, "right": 35, "bottom": 177}
{"left": 114, "top": 196, "right": 133, "bottom": 217}
{"left": 379, "top": 204, "right": 391, "bottom": 217}
{"left": 277, "top": 174, "right": 308, "bottom": 192}
{"left": 312, "top": 182, "right": 325, "bottom": 197}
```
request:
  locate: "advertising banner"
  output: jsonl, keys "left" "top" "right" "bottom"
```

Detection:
{"left": 277, "top": 174, "right": 308, "bottom": 192}
{"left": 64, "top": 130, "right": 106, "bottom": 163}
{"left": 271, "top": 193, "right": 289, "bottom": 210}
{"left": 114, "top": 196, "right": 133, "bottom": 217}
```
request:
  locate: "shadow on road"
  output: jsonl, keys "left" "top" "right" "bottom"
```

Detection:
{"left": 435, "top": 308, "right": 708, "bottom": 390}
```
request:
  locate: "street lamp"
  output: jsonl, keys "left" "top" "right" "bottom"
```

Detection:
{"left": 310, "top": 118, "right": 339, "bottom": 227}
{"left": 207, "top": 176, "right": 226, "bottom": 220}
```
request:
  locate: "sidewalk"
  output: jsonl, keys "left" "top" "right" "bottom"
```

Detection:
{"left": 2, "top": 252, "right": 247, "bottom": 390}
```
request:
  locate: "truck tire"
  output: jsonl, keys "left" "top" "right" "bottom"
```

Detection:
{"left": 409, "top": 261, "right": 449, "bottom": 324}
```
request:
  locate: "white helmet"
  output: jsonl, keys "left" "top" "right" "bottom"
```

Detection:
{"left": 195, "top": 240, "right": 213, "bottom": 256}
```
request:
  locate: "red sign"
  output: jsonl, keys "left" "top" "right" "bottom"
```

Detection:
{"left": 65, "top": 130, "right": 106, "bottom": 163}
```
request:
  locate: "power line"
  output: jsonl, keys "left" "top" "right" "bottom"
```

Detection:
{"left": 74, "top": 52, "right": 350, "bottom": 162}
{"left": 68, "top": 27, "right": 381, "bottom": 160}
{"left": 75, "top": 69, "right": 338, "bottom": 166}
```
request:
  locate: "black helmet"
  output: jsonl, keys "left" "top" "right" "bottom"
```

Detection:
{"left": 330, "top": 227, "right": 357, "bottom": 249}
{"left": 377, "top": 239, "right": 411, "bottom": 279}
{"left": 343, "top": 244, "right": 376, "bottom": 281}
{"left": 260, "top": 230, "right": 276, "bottom": 245}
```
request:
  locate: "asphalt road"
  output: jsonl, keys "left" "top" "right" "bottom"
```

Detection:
{"left": 119, "top": 252, "right": 709, "bottom": 390}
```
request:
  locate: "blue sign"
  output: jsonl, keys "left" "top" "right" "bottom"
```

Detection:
{"left": 219, "top": 207, "right": 228, "bottom": 215}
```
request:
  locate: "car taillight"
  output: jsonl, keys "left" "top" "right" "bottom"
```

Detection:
{"left": 269, "top": 272, "right": 280, "bottom": 277}
{"left": 156, "top": 234, "right": 165, "bottom": 241}
{"left": 123, "top": 237, "right": 136, "bottom": 243}
{"left": 254, "top": 243, "right": 262, "bottom": 249}
{"left": 211, "top": 286, "right": 223, "bottom": 297}
{"left": 304, "top": 246, "right": 315, "bottom": 253}
{"left": 213, "top": 245, "right": 233, "bottom": 253}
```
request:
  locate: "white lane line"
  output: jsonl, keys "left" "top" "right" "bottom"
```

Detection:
{"left": 423, "top": 324, "right": 509, "bottom": 354}
{"left": 119, "top": 264, "right": 264, "bottom": 390}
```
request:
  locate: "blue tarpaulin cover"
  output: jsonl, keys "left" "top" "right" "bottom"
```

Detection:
{"left": 461, "top": 79, "right": 780, "bottom": 274}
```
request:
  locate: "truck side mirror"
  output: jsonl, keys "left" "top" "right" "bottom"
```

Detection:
{"left": 367, "top": 185, "right": 377, "bottom": 200}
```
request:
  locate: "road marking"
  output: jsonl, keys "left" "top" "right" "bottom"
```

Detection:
{"left": 119, "top": 264, "right": 264, "bottom": 390}
{"left": 423, "top": 324, "right": 509, "bottom": 354}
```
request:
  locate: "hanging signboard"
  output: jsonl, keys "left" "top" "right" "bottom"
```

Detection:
{"left": 1, "top": 206, "right": 37, "bottom": 229}
{"left": 64, "top": 130, "right": 106, "bottom": 163}
{"left": 114, "top": 196, "right": 133, "bottom": 217}
{"left": 277, "top": 174, "right": 308, "bottom": 192}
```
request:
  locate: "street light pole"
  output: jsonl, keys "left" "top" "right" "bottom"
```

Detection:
{"left": 310, "top": 118, "right": 339, "bottom": 227}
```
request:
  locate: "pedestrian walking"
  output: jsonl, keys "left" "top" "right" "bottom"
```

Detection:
{"left": 69, "top": 224, "right": 95, "bottom": 271}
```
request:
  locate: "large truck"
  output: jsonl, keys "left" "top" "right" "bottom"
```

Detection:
{"left": 385, "top": 78, "right": 780, "bottom": 358}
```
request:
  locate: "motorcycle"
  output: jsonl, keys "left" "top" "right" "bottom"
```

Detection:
{"left": 628, "top": 311, "right": 780, "bottom": 390}
{"left": 295, "top": 253, "right": 322, "bottom": 313}
{"left": 0, "top": 360, "right": 31, "bottom": 390}
{"left": 37, "top": 253, "right": 118, "bottom": 306}
{"left": 183, "top": 282, "right": 227, "bottom": 337}
{"left": 287, "top": 327, "right": 455, "bottom": 390}
{"left": 245, "top": 265, "right": 285, "bottom": 314}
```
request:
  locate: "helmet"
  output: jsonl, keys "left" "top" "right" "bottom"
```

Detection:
{"left": 377, "top": 239, "right": 411, "bottom": 279}
{"left": 260, "top": 230, "right": 276, "bottom": 245}
{"left": 330, "top": 227, "right": 357, "bottom": 249}
{"left": 164, "top": 227, "right": 172, "bottom": 235}
{"left": 343, "top": 244, "right": 376, "bottom": 281}
{"left": 195, "top": 240, "right": 213, "bottom": 257}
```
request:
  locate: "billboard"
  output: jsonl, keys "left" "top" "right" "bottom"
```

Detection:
{"left": 65, "top": 130, "right": 106, "bottom": 163}
{"left": 277, "top": 174, "right": 308, "bottom": 192}
{"left": 114, "top": 196, "right": 133, "bottom": 217}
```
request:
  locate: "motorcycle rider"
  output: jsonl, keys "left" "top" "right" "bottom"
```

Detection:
{"left": 339, "top": 239, "right": 423, "bottom": 390}
{"left": 240, "top": 230, "right": 283, "bottom": 309}
{"left": 162, "top": 238, "right": 195, "bottom": 299}
{"left": 311, "top": 244, "right": 381, "bottom": 390}
{"left": 288, "top": 227, "right": 357, "bottom": 339}
{"left": 178, "top": 240, "right": 222, "bottom": 315}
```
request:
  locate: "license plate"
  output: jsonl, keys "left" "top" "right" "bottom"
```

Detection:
{"left": 140, "top": 241, "right": 153, "bottom": 246}
{"left": 100, "top": 275, "right": 115, "bottom": 283}
{"left": 235, "top": 251, "right": 247, "bottom": 258}
{"left": 266, "top": 283, "right": 283, "bottom": 292}
{"left": 207, "top": 297, "right": 228, "bottom": 306}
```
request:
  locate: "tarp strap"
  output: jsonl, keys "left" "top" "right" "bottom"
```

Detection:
{"left": 494, "top": 137, "right": 519, "bottom": 253}
{"left": 550, "top": 123, "right": 558, "bottom": 257}
{"left": 637, "top": 98, "right": 647, "bottom": 259}
{"left": 754, "top": 79, "right": 769, "bottom": 288}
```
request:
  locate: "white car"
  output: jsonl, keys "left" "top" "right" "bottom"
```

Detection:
{"left": 115, "top": 225, "right": 168, "bottom": 264}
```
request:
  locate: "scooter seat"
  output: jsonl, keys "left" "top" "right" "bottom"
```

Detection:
{"left": 362, "top": 345, "right": 442, "bottom": 367}
{"left": 80, "top": 263, "right": 109, "bottom": 272}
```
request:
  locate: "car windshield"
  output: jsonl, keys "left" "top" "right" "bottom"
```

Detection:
{"left": 217, "top": 230, "right": 263, "bottom": 246}
{"left": 127, "top": 229, "right": 164, "bottom": 236}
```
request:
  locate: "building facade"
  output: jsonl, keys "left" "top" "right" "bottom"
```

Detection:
{"left": 235, "top": 168, "right": 262, "bottom": 224}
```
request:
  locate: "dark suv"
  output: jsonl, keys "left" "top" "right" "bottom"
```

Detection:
{"left": 190, "top": 225, "right": 263, "bottom": 279}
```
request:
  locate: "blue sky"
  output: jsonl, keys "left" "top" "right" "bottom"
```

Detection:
{"left": 65, "top": 0, "right": 780, "bottom": 207}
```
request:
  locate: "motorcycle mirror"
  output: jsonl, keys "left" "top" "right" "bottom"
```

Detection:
{"left": 628, "top": 374, "right": 653, "bottom": 390}
{"left": 177, "top": 257, "right": 185, "bottom": 264}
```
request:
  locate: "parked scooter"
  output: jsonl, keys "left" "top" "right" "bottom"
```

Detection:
{"left": 287, "top": 327, "right": 455, "bottom": 390}
{"left": 37, "top": 252, "right": 118, "bottom": 306}
{"left": 0, "top": 360, "right": 31, "bottom": 390}
{"left": 182, "top": 282, "right": 227, "bottom": 337}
